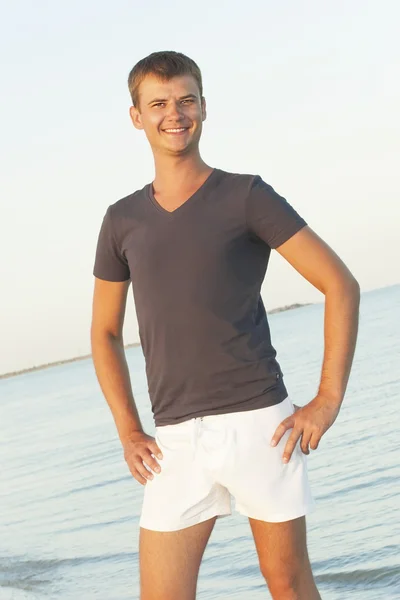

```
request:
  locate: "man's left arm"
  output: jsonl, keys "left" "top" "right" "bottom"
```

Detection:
{"left": 270, "top": 225, "right": 360, "bottom": 462}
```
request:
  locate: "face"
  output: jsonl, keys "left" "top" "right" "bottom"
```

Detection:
{"left": 129, "top": 74, "right": 207, "bottom": 157}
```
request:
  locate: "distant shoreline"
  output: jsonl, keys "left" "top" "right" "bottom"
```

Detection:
{"left": 0, "top": 342, "right": 141, "bottom": 381}
{"left": 0, "top": 303, "right": 311, "bottom": 380}
{"left": 268, "top": 302, "right": 311, "bottom": 315}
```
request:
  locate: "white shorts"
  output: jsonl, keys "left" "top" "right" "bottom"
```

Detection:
{"left": 140, "top": 396, "right": 315, "bottom": 531}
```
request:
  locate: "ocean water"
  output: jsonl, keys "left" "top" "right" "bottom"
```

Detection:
{"left": 1, "top": 285, "right": 399, "bottom": 599}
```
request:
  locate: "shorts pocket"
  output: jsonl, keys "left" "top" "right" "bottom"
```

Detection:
{"left": 286, "top": 396, "right": 296, "bottom": 414}
{"left": 155, "top": 424, "right": 191, "bottom": 453}
{"left": 259, "top": 397, "right": 299, "bottom": 450}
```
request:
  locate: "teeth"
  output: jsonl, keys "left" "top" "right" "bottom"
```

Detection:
{"left": 164, "top": 128, "right": 186, "bottom": 132}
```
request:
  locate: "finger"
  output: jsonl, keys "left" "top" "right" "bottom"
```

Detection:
{"left": 300, "top": 430, "right": 312, "bottom": 455}
{"left": 130, "top": 468, "right": 148, "bottom": 486}
{"left": 126, "top": 456, "right": 155, "bottom": 482}
{"left": 282, "top": 429, "right": 302, "bottom": 463}
{"left": 310, "top": 430, "right": 322, "bottom": 451}
{"left": 271, "top": 415, "right": 295, "bottom": 447}
{"left": 136, "top": 462, "right": 155, "bottom": 481}
{"left": 149, "top": 440, "right": 163, "bottom": 460}
{"left": 142, "top": 450, "right": 162, "bottom": 474}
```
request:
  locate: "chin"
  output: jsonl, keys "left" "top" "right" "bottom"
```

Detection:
{"left": 165, "top": 140, "right": 193, "bottom": 154}
{"left": 166, "top": 146, "right": 192, "bottom": 157}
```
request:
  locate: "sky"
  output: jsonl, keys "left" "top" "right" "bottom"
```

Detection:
{"left": 1, "top": 0, "right": 399, "bottom": 375}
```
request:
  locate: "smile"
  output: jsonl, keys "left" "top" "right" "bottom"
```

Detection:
{"left": 163, "top": 128, "right": 189, "bottom": 134}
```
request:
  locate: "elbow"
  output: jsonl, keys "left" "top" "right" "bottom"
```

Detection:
{"left": 91, "top": 324, "right": 123, "bottom": 348}
{"left": 347, "top": 277, "right": 360, "bottom": 311}
{"left": 90, "top": 321, "right": 102, "bottom": 346}
{"left": 327, "top": 273, "right": 360, "bottom": 304}
{"left": 346, "top": 274, "right": 361, "bottom": 301}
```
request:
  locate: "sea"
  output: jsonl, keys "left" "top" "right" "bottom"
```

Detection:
{"left": 1, "top": 285, "right": 399, "bottom": 599}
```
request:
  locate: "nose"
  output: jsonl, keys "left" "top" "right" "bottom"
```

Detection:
{"left": 165, "top": 100, "right": 184, "bottom": 120}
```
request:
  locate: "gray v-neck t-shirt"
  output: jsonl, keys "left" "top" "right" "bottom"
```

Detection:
{"left": 93, "top": 168, "right": 307, "bottom": 426}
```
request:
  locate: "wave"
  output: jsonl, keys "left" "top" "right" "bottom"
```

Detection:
{"left": 316, "top": 565, "right": 400, "bottom": 587}
{"left": 0, "top": 553, "right": 135, "bottom": 593}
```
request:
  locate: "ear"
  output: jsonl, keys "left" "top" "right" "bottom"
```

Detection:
{"left": 201, "top": 96, "right": 207, "bottom": 122}
{"left": 129, "top": 105, "right": 144, "bottom": 130}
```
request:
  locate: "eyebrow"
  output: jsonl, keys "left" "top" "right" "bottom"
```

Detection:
{"left": 148, "top": 93, "right": 198, "bottom": 105}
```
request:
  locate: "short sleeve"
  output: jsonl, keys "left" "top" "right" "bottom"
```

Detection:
{"left": 93, "top": 206, "right": 130, "bottom": 282}
{"left": 246, "top": 176, "right": 307, "bottom": 249}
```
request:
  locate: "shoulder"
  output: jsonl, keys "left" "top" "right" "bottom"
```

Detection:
{"left": 107, "top": 184, "right": 150, "bottom": 232}
{"left": 214, "top": 168, "right": 261, "bottom": 195}
{"left": 109, "top": 183, "right": 149, "bottom": 218}
{"left": 99, "top": 183, "right": 150, "bottom": 244}
{"left": 215, "top": 167, "right": 258, "bottom": 184}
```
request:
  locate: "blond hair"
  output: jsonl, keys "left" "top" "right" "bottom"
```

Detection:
{"left": 128, "top": 51, "right": 203, "bottom": 108}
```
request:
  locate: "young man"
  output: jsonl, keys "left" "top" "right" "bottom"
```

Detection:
{"left": 91, "top": 51, "right": 360, "bottom": 600}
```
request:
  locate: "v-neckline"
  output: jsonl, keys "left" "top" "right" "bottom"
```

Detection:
{"left": 146, "top": 168, "right": 218, "bottom": 217}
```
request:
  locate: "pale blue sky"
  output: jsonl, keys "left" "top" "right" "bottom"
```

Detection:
{"left": 1, "top": 0, "right": 399, "bottom": 375}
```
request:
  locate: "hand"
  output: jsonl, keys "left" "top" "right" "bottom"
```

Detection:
{"left": 271, "top": 395, "right": 341, "bottom": 463}
{"left": 122, "top": 431, "right": 163, "bottom": 485}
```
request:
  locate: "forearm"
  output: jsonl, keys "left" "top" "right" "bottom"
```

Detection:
{"left": 91, "top": 331, "right": 144, "bottom": 442}
{"left": 318, "top": 278, "right": 360, "bottom": 406}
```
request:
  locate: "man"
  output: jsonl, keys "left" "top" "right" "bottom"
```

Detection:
{"left": 91, "top": 51, "right": 360, "bottom": 600}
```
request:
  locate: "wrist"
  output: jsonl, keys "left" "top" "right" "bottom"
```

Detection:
{"left": 117, "top": 420, "right": 144, "bottom": 442}
{"left": 317, "top": 387, "right": 344, "bottom": 407}
{"left": 112, "top": 407, "right": 143, "bottom": 440}
{"left": 119, "top": 428, "right": 145, "bottom": 445}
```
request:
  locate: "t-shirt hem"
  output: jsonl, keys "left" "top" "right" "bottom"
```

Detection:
{"left": 92, "top": 270, "right": 130, "bottom": 282}
{"left": 270, "top": 220, "right": 308, "bottom": 249}
{"left": 153, "top": 384, "right": 288, "bottom": 427}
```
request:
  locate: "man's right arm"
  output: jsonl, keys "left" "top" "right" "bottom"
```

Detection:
{"left": 91, "top": 277, "right": 162, "bottom": 484}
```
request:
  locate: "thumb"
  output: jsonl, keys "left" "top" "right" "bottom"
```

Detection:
{"left": 149, "top": 439, "right": 163, "bottom": 460}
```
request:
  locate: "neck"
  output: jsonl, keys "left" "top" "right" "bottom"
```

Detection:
{"left": 152, "top": 149, "right": 211, "bottom": 192}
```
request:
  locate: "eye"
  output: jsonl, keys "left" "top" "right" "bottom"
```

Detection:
{"left": 153, "top": 102, "right": 166, "bottom": 108}
{"left": 181, "top": 99, "right": 194, "bottom": 104}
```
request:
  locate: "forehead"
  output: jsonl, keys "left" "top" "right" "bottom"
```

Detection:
{"left": 138, "top": 74, "right": 201, "bottom": 103}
